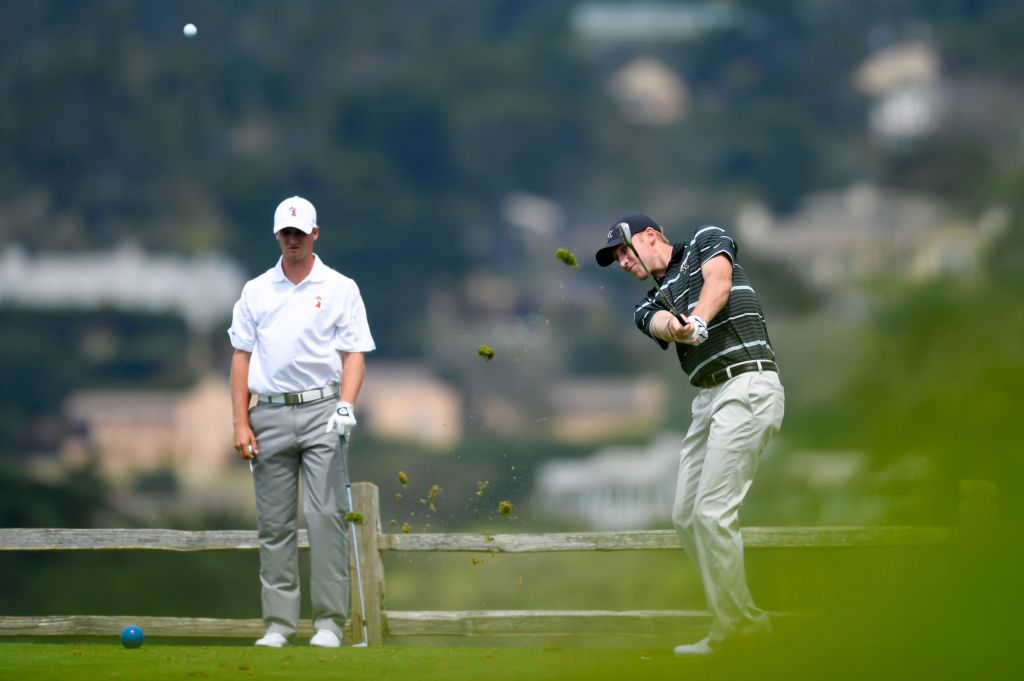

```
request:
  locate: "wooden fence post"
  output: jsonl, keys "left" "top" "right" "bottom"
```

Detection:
{"left": 350, "top": 482, "right": 385, "bottom": 645}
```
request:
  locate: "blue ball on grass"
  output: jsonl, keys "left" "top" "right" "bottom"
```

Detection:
{"left": 120, "top": 624, "right": 144, "bottom": 649}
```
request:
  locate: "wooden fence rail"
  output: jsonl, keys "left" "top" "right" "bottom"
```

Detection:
{"left": 0, "top": 480, "right": 998, "bottom": 645}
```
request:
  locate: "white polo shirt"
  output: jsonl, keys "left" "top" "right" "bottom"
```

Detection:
{"left": 228, "top": 255, "right": 375, "bottom": 395}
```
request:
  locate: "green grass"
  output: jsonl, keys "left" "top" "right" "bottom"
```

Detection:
{"left": 0, "top": 641, "right": 694, "bottom": 681}
{"left": 2, "top": 620, "right": 1017, "bottom": 681}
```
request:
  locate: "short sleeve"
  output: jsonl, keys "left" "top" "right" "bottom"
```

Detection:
{"left": 696, "top": 226, "right": 737, "bottom": 266}
{"left": 634, "top": 298, "right": 670, "bottom": 350}
{"left": 335, "top": 283, "right": 376, "bottom": 353}
{"left": 227, "top": 286, "right": 256, "bottom": 352}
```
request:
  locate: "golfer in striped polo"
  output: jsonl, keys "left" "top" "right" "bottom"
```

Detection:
{"left": 596, "top": 213, "right": 784, "bottom": 656}
{"left": 229, "top": 196, "right": 375, "bottom": 648}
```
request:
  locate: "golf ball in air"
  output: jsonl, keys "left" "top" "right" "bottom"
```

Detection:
{"left": 183, "top": 23, "right": 198, "bottom": 37}
{"left": 120, "top": 624, "right": 144, "bottom": 648}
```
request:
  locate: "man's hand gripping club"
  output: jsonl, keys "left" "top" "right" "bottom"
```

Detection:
{"left": 326, "top": 401, "right": 357, "bottom": 439}
{"left": 655, "top": 311, "right": 709, "bottom": 345}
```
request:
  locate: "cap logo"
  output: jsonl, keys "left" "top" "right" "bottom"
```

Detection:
{"left": 607, "top": 228, "right": 615, "bottom": 240}
{"left": 289, "top": 207, "right": 297, "bottom": 217}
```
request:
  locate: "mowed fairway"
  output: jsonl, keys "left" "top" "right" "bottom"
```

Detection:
{"left": 0, "top": 642, "right": 695, "bottom": 681}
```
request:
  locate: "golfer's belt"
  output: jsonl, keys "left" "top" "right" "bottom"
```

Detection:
{"left": 257, "top": 384, "right": 339, "bottom": 405}
{"left": 696, "top": 360, "right": 777, "bottom": 388}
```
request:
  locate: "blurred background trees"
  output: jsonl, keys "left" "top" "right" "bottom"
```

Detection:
{"left": 0, "top": 0, "right": 1022, "bottom": 530}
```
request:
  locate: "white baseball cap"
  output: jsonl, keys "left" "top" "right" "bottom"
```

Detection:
{"left": 273, "top": 196, "right": 317, "bottom": 234}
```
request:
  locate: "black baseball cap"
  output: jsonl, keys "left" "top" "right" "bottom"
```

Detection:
{"left": 595, "top": 213, "right": 663, "bottom": 267}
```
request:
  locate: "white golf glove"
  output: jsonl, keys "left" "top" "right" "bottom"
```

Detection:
{"left": 687, "top": 315, "right": 709, "bottom": 345}
{"left": 326, "top": 401, "right": 357, "bottom": 437}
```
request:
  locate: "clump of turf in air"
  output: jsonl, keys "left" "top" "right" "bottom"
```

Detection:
{"left": 498, "top": 500, "right": 513, "bottom": 517}
{"left": 345, "top": 511, "right": 364, "bottom": 524}
{"left": 398, "top": 471, "right": 408, "bottom": 486}
{"left": 477, "top": 344, "right": 495, "bottom": 361}
{"left": 555, "top": 248, "right": 579, "bottom": 269}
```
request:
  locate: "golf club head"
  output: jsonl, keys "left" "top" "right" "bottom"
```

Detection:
{"left": 352, "top": 641, "right": 368, "bottom": 648}
{"left": 613, "top": 221, "right": 632, "bottom": 247}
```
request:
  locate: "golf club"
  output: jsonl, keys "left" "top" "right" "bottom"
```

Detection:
{"left": 339, "top": 433, "right": 370, "bottom": 647}
{"left": 613, "top": 222, "right": 687, "bottom": 325}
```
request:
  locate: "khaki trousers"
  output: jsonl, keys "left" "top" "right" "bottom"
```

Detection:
{"left": 249, "top": 397, "right": 350, "bottom": 639}
{"left": 672, "top": 370, "right": 785, "bottom": 642}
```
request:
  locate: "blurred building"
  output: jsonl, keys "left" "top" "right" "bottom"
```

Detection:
{"left": 571, "top": 2, "right": 739, "bottom": 42}
{"left": 62, "top": 364, "right": 466, "bottom": 482}
{"left": 501, "top": 192, "right": 565, "bottom": 237}
{"left": 607, "top": 57, "right": 689, "bottom": 125}
{"left": 736, "top": 184, "right": 1007, "bottom": 291}
{"left": 535, "top": 431, "right": 681, "bottom": 530}
{"left": 0, "top": 244, "right": 246, "bottom": 331}
{"left": 358, "top": 362, "right": 463, "bottom": 448}
{"left": 548, "top": 376, "right": 667, "bottom": 443}
{"left": 854, "top": 40, "right": 946, "bottom": 140}
{"left": 62, "top": 374, "right": 234, "bottom": 485}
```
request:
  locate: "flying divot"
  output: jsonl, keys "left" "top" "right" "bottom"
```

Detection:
{"left": 555, "top": 248, "right": 579, "bottom": 269}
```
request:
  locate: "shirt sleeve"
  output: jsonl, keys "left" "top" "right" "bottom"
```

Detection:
{"left": 335, "top": 282, "right": 376, "bottom": 353}
{"left": 227, "top": 285, "right": 256, "bottom": 352}
{"left": 696, "top": 226, "right": 737, "bottom": 266}
{"left": 633, "top": 294, "right": 670, "bottom": 351}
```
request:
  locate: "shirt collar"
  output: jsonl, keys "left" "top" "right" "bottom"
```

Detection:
{"left": 307, "top": 254, "right": 328, "bottom": 282}
{"left": 271, "top": 254, "right": 326, "bottom": 284}
{"left": 669, "top": 242, "right": 686, "bottom": 265}
{"left": 654, "top": 243, "right": 687, "bottom": 284}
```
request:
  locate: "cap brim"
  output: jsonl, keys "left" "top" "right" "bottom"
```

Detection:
{"left": 595, "top": 244, "right": 620, "bottom": 267}
{"left": 274, "top": 223, "right": 315, "bottom": 234}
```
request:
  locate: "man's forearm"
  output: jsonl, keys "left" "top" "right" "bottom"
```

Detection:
{"left": 339, "top": 352, "right": 365, "bottom": 405}
{"left": 230, "top": 351, "right": 253, "bottom": 426}
{"left": 650, "top": 311, "right": 677, "bottom": 342}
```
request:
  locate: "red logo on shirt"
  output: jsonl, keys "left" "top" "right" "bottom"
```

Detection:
{"left": 315, "top": 296, "right": 322, "bottom": 309}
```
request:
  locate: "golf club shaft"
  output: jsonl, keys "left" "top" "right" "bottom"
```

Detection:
{"left": 615, "top": 223, "right": 686, "bottom": 324}
{"left": 340, "top": 434, "right": 370, "bottom": 645}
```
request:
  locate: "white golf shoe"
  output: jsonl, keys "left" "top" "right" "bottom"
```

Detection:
{"left": 310, "top": 630, "right": 341, "bottom": 648}
{"left": 672, "top": 636, "right": 715, "bottom": 657}
{"left": 254, "top": 632, "right": 288, "bottom": 648}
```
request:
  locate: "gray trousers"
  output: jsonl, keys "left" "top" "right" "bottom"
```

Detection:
{"left": 249, "top": 397, "right": 350, "bottom": 638}
{"left": 672, "top": 370, "right": 785, "bottom": 642}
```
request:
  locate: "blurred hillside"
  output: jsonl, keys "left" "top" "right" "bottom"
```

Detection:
{"left": 1, "top": 1, "right": 1023, "bottom": 528}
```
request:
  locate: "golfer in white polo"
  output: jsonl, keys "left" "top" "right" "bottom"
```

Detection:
{"left": 229, "top": 196, "right": 375, "bottom": 648}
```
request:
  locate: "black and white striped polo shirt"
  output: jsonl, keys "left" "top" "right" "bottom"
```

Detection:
{"left": 632, "top": 225, "right": 777, "bottom": 387}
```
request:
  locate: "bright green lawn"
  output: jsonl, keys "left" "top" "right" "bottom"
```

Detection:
{"left": 0, "top": 642, "right": 693, "bottom": 681}
{"left": 2, "top": 630, "right": 1012, "bottom": 681}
